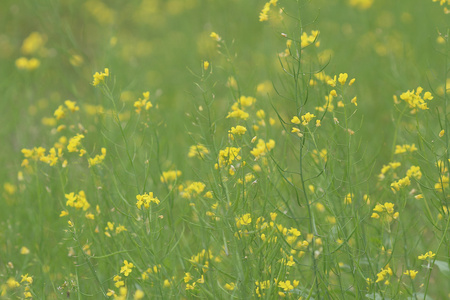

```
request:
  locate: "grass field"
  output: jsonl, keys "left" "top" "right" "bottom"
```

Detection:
{"left": 1, "top": 0, "right": 450, "bottom": 299}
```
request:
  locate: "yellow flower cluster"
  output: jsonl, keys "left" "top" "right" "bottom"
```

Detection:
{"left": 67, "top": 134, "right": 85, "bottom": 154}
{"left": 15, "top": 57, "right": 40, "bottom": 71}
{"left": 216, "top": 147, "right": 241, "bottom": 168}
{"left": 120, "top": 260, "right": 134, "bottom": 277}
{"left": 378, "top": 161, "right": 401, "bottom": 180}
{"left": 255, "top": 280, "right": 270, "bottom": 297}
{"left": 88, "top": 148, "right": 107, "bottom": 167}
{"left": 312, "top": 72, "right": 356, "bottom": 112}
{"left": 435, "top": 175, "right": 449, "bottom": 190}
{"left": 301, "top": 30, "right": 320, "bottom": 48}
{"left": 237, "top": 96, "right": 256, "bottom": 107}
{"left": 418, "top": 251, "right": 436, "bottom": 260}
{"left": 390, "top": 176, "right": 411, "bottom": 192}
{"left": 21, "top": 147, "right": 46, "bottom": 161}
{"left": 259, "top": 0, "right": 277, "bottom": 22}
{"left": 136, "top": 192, "right": 160, "bottom": 209}
{"left": 65, "top": 191, "right": 90, "bottom": 211}
{"left": 54, "top": 100, "right": 80, "bottom": 120}
{"left": 229, "top": 125, "right": 247, "bottom": 137}
{"left": 40, "top": 147, "right": 63, "bottom": 167}
{"left": 184, "top": 249, "right": 220, "bottom": 290}
{"left": 290, "top": 112, "right": 318, "bottom": 128}
{"left": 3, "top": 273, "right": 34, "bottom": 298}
{"left": 390, "top": 165, "right": 421, "bottom": 193}
{"left": 344, "top": 193, "right": 354, "bottom": 205}
{"left": 21, "top": 32, "right": 46, "bottom": 55}
{"left": 236, "top": 213, "right": 252, "bottom": 228}
{"left": 371, "top": 202, "right": 399, "bottom": 222}
{"left": 210, "top": 31, "right": 221, "bottom": 42}
{"left": 226, "top": 96, "right": 256, "bottom": 121}
{"left": 180, "top": 182, "right": 206, "bottom": 199}
{"left": 250, "top": 139, "right": 275, "bottom": 160}
{"left": 432, "top": 0, "right": 450, "bottom": 13}
{"left": 92, "top": 68, "right": 109, "bottom": 86}
{"left": 403, "top": 269, "right": 418, "bottom": 279}
{"left": 395, "top": 87, "right": 433, "bottom": 113}
{"left": 406, "top": 165, "right": 422, "bottom": 180}
{"left": 104, "top": 222, "right": 127, "bottom": 238}
{"left": 160, "top": 170, "right": 182, "bottom": 183}
{"left": 134, "top": 91, "right": 152, "bottom": 113}
{"left": 188, "top": 144, "right": 209, "bottom": 159}
{"left": 326, "top": 73, "right": 356, "bottom": 88}
{"left": 311, "top": 149, "right": 328, "bottom": 163}
{"left": 237, "top": 173, "right": 255, "bottom": 184}
{"left": 375, "top": 265, "right": 393, "bottom": 285}
{"left": 394, "top": 144, "right": 417, "bottom": 154}
{"left": 141, "top": 265, "right": 161, "bottom": 280}
{"left": 184, "top": 273, "right": 205, "bottom": 291}
{"left": 108, "top": 260, "right": 143, "bottom": 298}
{"left": 349, "top": 0, "right": 374, "bottom": 9}
{"left": 277, "top": 280, "right": 299, "bottom": 297}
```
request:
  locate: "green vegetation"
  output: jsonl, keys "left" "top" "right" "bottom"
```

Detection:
{"left": 1, "top": 0, "right": 449, "bottom": 298}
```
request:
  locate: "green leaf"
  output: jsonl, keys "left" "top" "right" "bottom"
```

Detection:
{"left": 434, "top": 260, "right": 450, "bottom": 278}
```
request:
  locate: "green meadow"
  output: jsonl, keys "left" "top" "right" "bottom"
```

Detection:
{"left": 1, "top": 0, "right": 450, "bottom": 299}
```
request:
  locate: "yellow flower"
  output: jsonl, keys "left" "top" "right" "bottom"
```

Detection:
{"left": 203, "top": 61, "right": 209, "bottom": 70}
{"left": 20, "top": 247, "right": 30, "bottom": 255}
{"left": 344, "top": 193, "right": 353, "bottom": 205}
{"left": 250, "top": 139, "right": 275, "bottom": 160}
{"left": 226, "top": 109, "right": 249, "bottom": 120}
{"left": 301, "top": 30, "right": 320, "bottom": 48}
{"left": 418, "top": 251, "right": 436, "bottom": 260}
{"left": 338, "top": 73, "right": 348, "bottom": 85}
{"left": 54, "top": 105, "right": 65, "bottom": 120}
{"left": 67, "top": 134, "right": 84, "bottom": 153}
{"left": 92, "top": 68, "right": 109, "bottom": 86}
{"left": 398, "top": 87, "right": 433, "bottom": 113}
{"left": 371, "top": 213, "right": 380, "bottom": 219}
{"left": 210, "top": 32, "right": 221, "bottom": 41}
{"left": 188, "top": 144, "right": 209, "bottom": 158}
{"left": 134, "top": 290, "right": 145, "bottom": 300}
{"left": 217, "top": 147, "right": 241, "bottom": 167}
{"left": 64, "top": 100, "right": 79, "bottom": 112}
{"left": 327, "top": 75, "right": 337, "bottom": 87}
{"left": 15, "top": 57, "right": 41, "bottom": 71}
{"left": 134, "top": 91, "right": 152, "bottom": 113}
{"left": 229, "top": 125, "right": 247, "bottom": 136}
{"left": 6, "top": 277, "right": 20, "bottom": 288}
{"left": 301, "top": 112, "right": 316, "bottom": 125}
{"left": 20, "top": 274, "right": 33, "bottom": 284}
{"left": 238, "top": 96, "right": 256, "bottom": 107}
{"left": 404, "top": 270, "right": 418, "bottom": 280}
{"left": 236, "top": 213, "right": 252, "bottom": 227}
{"left": 120, "top": 260, "right": 134, "bottom": 276}
{"left": 180, "top": 182, "right": 206, "bottom": 199}
{"left": 89, "top": 148, "right": 107, "bottom": 167}
{"left": 291, "top": 116, "right": 301, "bottom": 124}
{"left": 160, "top": 170, "right": 182, "bottom": 183}
{"left": 136, "top": 192, "right": 160, "bottom": 209}
{"left": 163, "top": 279, "right": 171, "bottom": 287}
{"left": 21, "top": 32, "right": 46, "bottom": 55}
{"left": 65, "top": 190, "right": 90, "bottom": 211}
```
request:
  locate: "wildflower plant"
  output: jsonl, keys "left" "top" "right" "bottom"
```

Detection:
{"left": 1, "top": 0, "right": 450, "bottom": 299}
